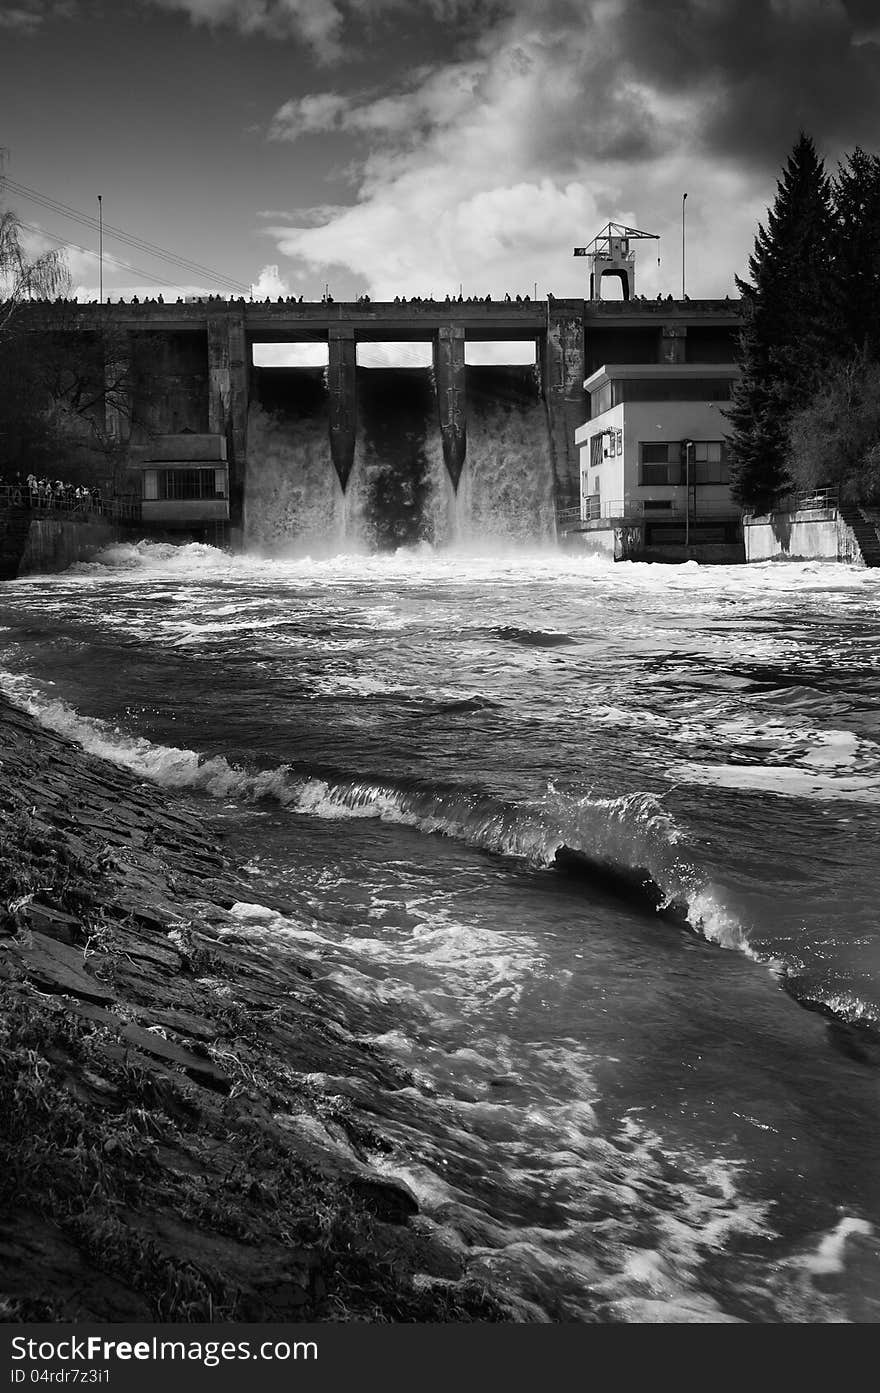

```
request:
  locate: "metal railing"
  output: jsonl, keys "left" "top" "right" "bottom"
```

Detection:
{"left": 0, "top": 484, "right": 141, "bottom": 522}
{"left": 742, "top": 486, "right": 840, "bottom": 520}
{"left": 563, "top": 496, "right": 741, "bottom": 525}
{"left": 782, "top": 486, "right": 839, "bottom": 513}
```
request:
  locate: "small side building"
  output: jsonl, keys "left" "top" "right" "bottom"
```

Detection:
{"left": 567, "top": 363, "right": 744, "bottom": 562}
{"left": 137, "top": 434, "right": 229, "bottom": 543}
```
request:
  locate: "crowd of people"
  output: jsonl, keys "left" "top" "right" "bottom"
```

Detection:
{"left": 0, "top": 472, "right": 104, "bottom": 512}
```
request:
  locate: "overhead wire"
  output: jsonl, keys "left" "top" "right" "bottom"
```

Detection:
{"left": 2, "top": 176, "right": 251, "bottom": 293}
{"left": 17, "top": 220, "right": 218, "bottom": 294}
{"left": 5, "top": 175, "right": 251, "bottom": 290}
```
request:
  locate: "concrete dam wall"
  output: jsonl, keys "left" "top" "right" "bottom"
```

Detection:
{"left": 15, "top": 298, "right": 742, "bottom": 554}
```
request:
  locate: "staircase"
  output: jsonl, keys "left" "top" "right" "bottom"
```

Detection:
{"left": 838, "top": 503, "right": 880, "bottom": 568}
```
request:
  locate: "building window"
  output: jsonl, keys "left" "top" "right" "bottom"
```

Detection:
{"left": 592, "top": 382, "right": 613, "bottom": 415}
{"left": 590, "top": 434, "right": 604, "bottom": 468}
{"left": 613, "top": 378, "right": 735, "bottom": 404}
{"left": 640, "top": 462, "right": 671, "bottom": 485}
{"left": 693, "top": 441, "right": 730, "bottom": 484}
{"left": 638, "top": 442, "right": 679, "bottom": 485}
{"left": 157, "top": 468, "right": 227, "bottom": 501}
{"left": 638, "top": 441, "right": 730, "bottom": 486}
{"left": 616, "top": 428, "right": 623, "bottom": 454}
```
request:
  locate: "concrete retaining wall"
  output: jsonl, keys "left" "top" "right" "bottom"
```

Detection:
{"left": 13, "top": 517, "right": 121, "bottom": 578}
{"left": 562, "top": 524, "right": 743, "bottom": 564}
{"left": 743, "top": 509, "right": 862, "bottom": 564}
{"left": 561, "top": 525, "right": 628, "bottom": 560}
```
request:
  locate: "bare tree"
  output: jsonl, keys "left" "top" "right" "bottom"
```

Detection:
{"left": 1, "top": 153, "right": 71, "bottom": 338}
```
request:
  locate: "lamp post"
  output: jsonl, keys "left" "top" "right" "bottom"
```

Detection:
{"left": 681, "top": 192, "right": 687, "bottom": 300}
{"left": 682, "top": 437, "right": 694, "bottom": 549}
{"left": 97, "top": 194, "right": 103, "bottom": 305}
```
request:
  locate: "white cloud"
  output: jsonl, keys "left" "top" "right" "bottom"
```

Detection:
{"left": 147, "top": 0, "right": 346, "bottom": 61}
{"left": 0, "top": 0, "right": 76, "bottom": 31}
{"left": 0, "top": 7, "right": 44, "bottom": 32}
{"left": 269, "top": 64, "right": 484, "bottom": 143}
{"left": 265, "top": 14, "right": 625, "bottom": 296}
{"left": 260, "top": 0, "right": 879, "bottom": 299}
{"left": 263, "top": 11, "right": 666, "bottom": 297}
{"left": 250, "top": 263, "right": 291, "bottom": 297}
{"left": 270, "top": 92, "right": 355, "bottom": 138}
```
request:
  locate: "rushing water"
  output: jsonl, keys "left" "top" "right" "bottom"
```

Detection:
{"left": 243, "top": 365, "right": 554, "bottom": 552}
{"left": 2, "top": 541, "right": 880, "bottom": 1323}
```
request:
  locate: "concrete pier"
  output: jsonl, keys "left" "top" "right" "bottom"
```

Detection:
{"left": 544, "top": 300, "right": 587, "bottom": 503}
{"left": 328, "top": 326, "right": 357, "bottom": 489}
{"left": 434, "top": 324, "right": 467, "bottom": 486}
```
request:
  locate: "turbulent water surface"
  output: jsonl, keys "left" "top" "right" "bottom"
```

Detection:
{"left": 2, "top": 540, "right": 880, "bottom": 1322}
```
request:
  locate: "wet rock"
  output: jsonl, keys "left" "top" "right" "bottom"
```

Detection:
{"left": 118, "top": 1023, "right": 230, "bottom": 1093}
{"left": 21, "top": 903, "right": 83, "bottom": 945}
{"left": 275, "top": 1111, "right": 419, "bottom": 1222}
{"left": 0, "top": 1213, "right": 154, "bottom": 1321}
{"left": 2, "top": 933, "right": 114, "bottom": 1005}
{"left": 0, "top": 692, "right": 518, "bottom": 1323}
{"left": 133, "top": 1006, "right": 220, "bottom": 1042}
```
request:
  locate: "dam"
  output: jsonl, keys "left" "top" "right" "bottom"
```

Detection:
{"left": 11, "top": 296, "right": 741, "bottom": 550}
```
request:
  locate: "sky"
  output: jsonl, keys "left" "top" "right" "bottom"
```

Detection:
{"left": 3, "top": 0, "right": 880, "bottom": 309}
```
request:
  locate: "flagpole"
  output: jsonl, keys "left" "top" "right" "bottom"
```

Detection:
{"left": 681, "top": 192, "right": 687, "bottom": 299}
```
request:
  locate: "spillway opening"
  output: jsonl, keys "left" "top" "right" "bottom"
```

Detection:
{"left": 357, "top": 343, "right": 434, "bottom": 368}
{"left": 465, "top": 341, "right": 537, "bottom": 365}
{"left": 252, "top": 343, "right": 329, "bottom": 367}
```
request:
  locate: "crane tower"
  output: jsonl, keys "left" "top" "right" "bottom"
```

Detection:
{"left": 574, "top": 222, "right": 659, "bottom": 301}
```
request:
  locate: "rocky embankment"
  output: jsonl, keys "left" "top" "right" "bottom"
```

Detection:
{"left": 0, "top": 695, "right": 513, "bottom": 1323}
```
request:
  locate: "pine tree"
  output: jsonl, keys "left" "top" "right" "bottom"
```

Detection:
{"left": 832, "top": 147, "right": 880, "bottom": 362}
{"left": 726, "top": 133, "right": 835, "bottom": 511}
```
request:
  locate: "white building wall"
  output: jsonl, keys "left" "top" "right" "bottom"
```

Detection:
{"left": 576, "top": 398, "right": 736, "bottom": 520}
{"left": 622, "top": 401, "right": 733, "bottom": 514}
{"left": 574, "top": 404, "right": 625, "bottom": 518}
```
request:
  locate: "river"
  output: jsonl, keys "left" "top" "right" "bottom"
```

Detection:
{"left": 2, "top": 541, "right": 879, "bottom": 1322}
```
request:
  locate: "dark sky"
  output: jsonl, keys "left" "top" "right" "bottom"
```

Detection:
{"left": 2, "top": 0, "right": 879, "bottom": 302}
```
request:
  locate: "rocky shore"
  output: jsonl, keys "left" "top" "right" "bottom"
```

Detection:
{"left": 0, "top": 694, "right": 514, "bottom": 1323}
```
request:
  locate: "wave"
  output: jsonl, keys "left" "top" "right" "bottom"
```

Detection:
{"left": 429, "top": 695, "right": 501, "bottom": 714}
{"left": 68, "top": 540, "right": 233, "bottom": 574}
{"left": 0, "top": 670, "right": 751, "bottom": 961}
{"left": 490, "top": 627, "right": 576, "bottom": 647}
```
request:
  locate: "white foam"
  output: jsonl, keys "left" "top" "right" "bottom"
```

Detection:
{"left": 797, "top": 1217, "right": 873, "bottom": 1276}
{"left": 673, "top": 761, "right": 880, "bottom": 804}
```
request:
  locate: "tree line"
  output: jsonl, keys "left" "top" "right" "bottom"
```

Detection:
{"left": 728, "top": 133, "right": 880, "bottom": 512}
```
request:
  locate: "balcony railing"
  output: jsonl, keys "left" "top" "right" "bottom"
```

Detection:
{"left": 562, "top": 497, "right": 742, "bottom": 526}
{"left": 0, "top": 484, "right": 141, "bottom": 522}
